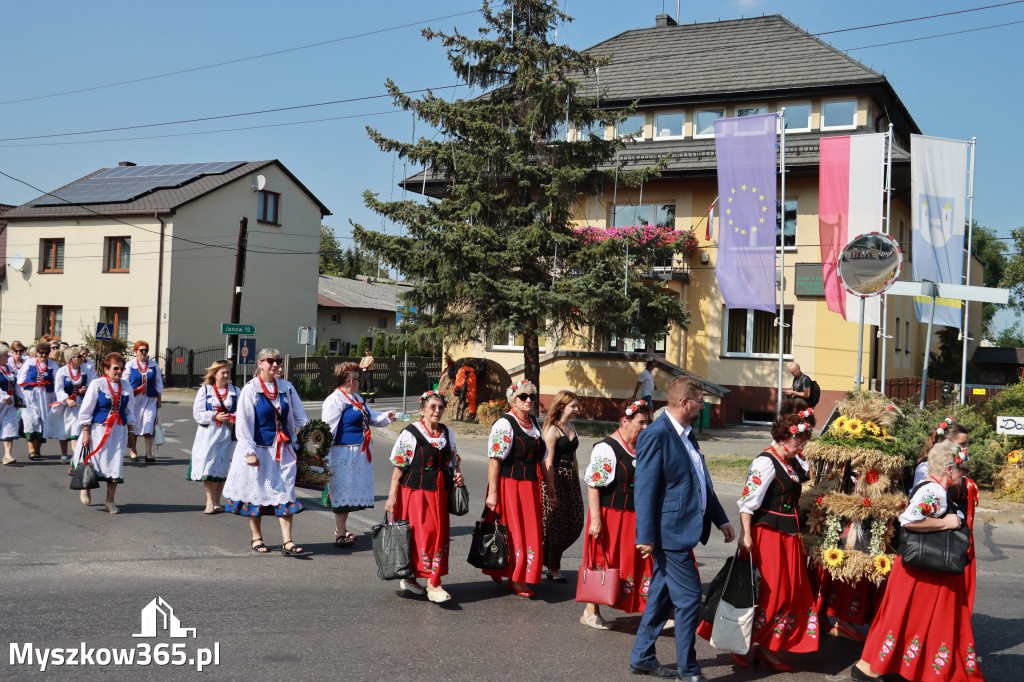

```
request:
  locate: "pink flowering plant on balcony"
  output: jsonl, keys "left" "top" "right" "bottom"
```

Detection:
{"left": 573, "top": 224, "right": 700, "bottom": 257}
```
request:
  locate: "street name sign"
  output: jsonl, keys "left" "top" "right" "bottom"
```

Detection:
{"left": 221, "top": 323, "right": 257, "bottom": 335}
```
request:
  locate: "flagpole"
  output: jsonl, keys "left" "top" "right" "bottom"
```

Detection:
{"left": 777, "top": 108, "right": 787, "bottom": 412}
{"left": 880, "top": 123, "right": 894, "bottom": 395}
{"left": 960, "top": 136, "right": 977, "bottom": 404}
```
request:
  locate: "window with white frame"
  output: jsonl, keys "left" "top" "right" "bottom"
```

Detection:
{"left": 576, "top": 122, "right": 606, "bottom": 141}
{"left": 490, "top": 330, "right": 546, "bottom": 351}
{"left": 776, "top": 199, "right": 797, "bottom": 248}
{"left": 616, "top": 113, "right": 646, "bottom": 140}
{"left": 328, "top": 339, "right": 341, "bottom": 354}
{"left": 694, "top": 109, "right": 724, "bottom": 137}
{"left": 550, "top": 118, "right": 569, "bottom": 142}
{"left": 736, "top": 105, "right": 768, "bottom": 117}
{"left": 724, "top": 307, "right": 793, "bottom": 358}
{"left": 781, "top": 103, "right": 811, "bottom": 132}
{"left": 654, "top": 111, "right": 685, "bottom": 139}
{"left": 612, "top": 203, "right": 676, "bottom": 228}
{"left": 822, "top": 98, "right": 857, "bottom": 130}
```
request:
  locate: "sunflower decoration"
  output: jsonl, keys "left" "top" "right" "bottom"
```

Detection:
{"left": 844, "top": 418, "right": 865, "bottom": 437}
{"left": 824, "top": 547, "right": 845, "bottom": 567}
{"left": 863, "top": 421, "right": 881, "bottom": 437}
{"left": 873, "top": 554, "right": 892, "bottom": 576}
{"left": 831, "top": 415, "right": 848, "bottom": 434}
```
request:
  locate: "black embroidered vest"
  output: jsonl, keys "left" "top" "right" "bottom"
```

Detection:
{"left": 499, "top": 415, "right": 543, "bottom": 481}
{"left": 750, "top": 452, "right": 801, "bottom": 535}
{"left": 398, "top": 424, "right": 452, "bottom": 492}
{"left": 597, "top": 437, "right": 636, "bottom": 511}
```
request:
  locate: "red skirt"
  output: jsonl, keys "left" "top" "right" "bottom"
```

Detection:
{"left": 814, "top": 567, "right": 884, "bottom": 627}
{"left": 394, "top": 473, "right": 450, "bottom": 583}
{"left": 697, "top": 524, "right": 819, "bottom": 652}
{"left": 863, "top": 557, "right": 982, "bottom": 680}
{"left": 483, "top": 477, "right": 543, "bottom": 584}
{"left": 581, "top": 508, "right": 653, "bottom": 614}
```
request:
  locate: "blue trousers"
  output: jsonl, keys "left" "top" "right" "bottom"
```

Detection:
{"left": 630, "top": 548, "right": 702, "bottom": 676}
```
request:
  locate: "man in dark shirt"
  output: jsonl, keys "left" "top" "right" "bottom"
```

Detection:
{"left": 784, "top": 362, "right": 811, "bottom": 401}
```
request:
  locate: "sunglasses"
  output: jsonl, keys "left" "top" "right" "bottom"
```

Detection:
{"left": 137, "top": 348, "right": 149, "bottom": 353}
{"left": 516, "top": 393, "right": 536, "bottom": 402}
{"left": 263, "top": 358, "right": 282, "bottom": 365}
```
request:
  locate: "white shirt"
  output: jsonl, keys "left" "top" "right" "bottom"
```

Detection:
{"left": 637, "top": 369, "right": 655, "bottom": 396}
{"left": 664, "top": 411, "right": 706, "bottom": 512}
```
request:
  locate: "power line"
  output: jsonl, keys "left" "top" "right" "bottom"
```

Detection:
{"left": 844, "top": 18, "right": 1024, "bottom": 50}
{"left": 0, "top": 9, "right": 482, "bottom": 106}
{"left": 817, "top": 0, "right": 1024, "bottom": 35}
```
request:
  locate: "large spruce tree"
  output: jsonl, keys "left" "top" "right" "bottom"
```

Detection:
{"left": 352, "top": 0, "right": 690, "bottom": 388}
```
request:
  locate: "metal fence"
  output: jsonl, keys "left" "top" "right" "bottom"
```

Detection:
{"left": 284, "top": 355, "right": 442, "bottom": 396}
{"left": 162, "top": 345, "right": 224, "bottom": 387}
{"left": 884, "top": 376, "right": 1010, "bottom": 407}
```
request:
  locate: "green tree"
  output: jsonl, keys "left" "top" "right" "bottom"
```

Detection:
{"left": 994, "top": 321, "right": 1024, "bottom": 348}
{"left": 320, "top": 224, "right": 378, "bottom": 278}
{"left": 352, "top": 0, "right": 689, "bottom": 388}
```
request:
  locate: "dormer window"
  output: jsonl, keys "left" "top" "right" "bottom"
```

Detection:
{"left": 781, "top": 103, "right": 812, "bottom": 132}
{"left": 694, "top": 109, "right": 724, "bottom": 138}
{"left": 822, "top": 98, "right": 857, "bottom": 130}
{"left": 736, "top": 106, "right": 768, "bottom": 117}
{"left": 616, "top": 114, "right": 646, "bottom": 141}
{"left": 654, "top": 112, "right": 685, "bottom": 139}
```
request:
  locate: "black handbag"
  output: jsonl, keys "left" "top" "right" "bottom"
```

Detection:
{"left": 899, "top": 525, "right": 971, "bottom": 574}
{"left": 448, "top": 485, "right": 469, "bottom": 516}
{"left": 371, "top": 512, "right": 414, "bottom": 581}
{"left": 69, "top": 458, "right": 100, "bottom": 490}
{"left": 467, "top": 507, "right": 509, "bottom": 570}
{"left": 701, "top": 552, "right": 760, "bottom": 623}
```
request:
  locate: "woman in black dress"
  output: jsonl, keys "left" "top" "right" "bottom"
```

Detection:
{"left": 541, "top": 390, "right": 584, "bottom": 582}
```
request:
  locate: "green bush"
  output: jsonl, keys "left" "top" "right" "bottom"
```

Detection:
{"left": 356, "top": 336, "right": 371, "bottom": 356}
{"left": 293, "top": 375, "right": 328, "bottom": 401}
{"left": 372, "top": 335, "right": 387, "bottom": 357}
{"left": 889, "top": 398, "right": 1002, "bottom": 488}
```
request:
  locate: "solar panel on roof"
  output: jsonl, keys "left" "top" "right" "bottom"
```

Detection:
{"left": 30, "top": 161, "right": 246, "bottom": 206}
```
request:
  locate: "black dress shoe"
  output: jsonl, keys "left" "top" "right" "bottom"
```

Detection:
{"left": 629, "top": 661, "right": 675, "bottom": 678}
{"left": 850, "top": 664, "right": 881, "bottom": 681}
{"left": 676, "top": 675, "right": 707, "bottom": 682}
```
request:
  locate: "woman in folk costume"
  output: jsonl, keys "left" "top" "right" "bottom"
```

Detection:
{"left": 0, "top": 344, "right": 21, "bottom": 465}
{"left": 189, "top": 360, "right": 239, "bottom": 514}
{"left": 385, "top": 389, "right": 463, "bottom": 603}
{"left": 541, "top": 390, "right": 585, "bottom": 584}
{"left": 852, "top": 440, "right": 982, "bottom": 681}
{"left": 700, "top": 404, "right": 819, "bottom": 671}
{"left": 53, "top": 346, "right": 92, "bottom": 464}
{"left": 126, "top": 340, "right": 163, "bottom": 463}
{"left": 72, "top": 352, "right": 136, "bottom": 513}
{"left": 222, "top": 348, "right": 307, "bottom": 556}
{"left": 322, "top": 362, "right": 395, "bottom": 547}
{"left": 579, "top": 399, "right": 655, "bottom": 629}
{"left": 483, "top": 380, "right": 556, "bottom": 597}
{"left": 17, "top": 341, "right": 59, "bottom": 460}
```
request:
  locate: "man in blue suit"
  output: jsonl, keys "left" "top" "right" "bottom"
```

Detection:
{"left": 630, "top": 376, "right": 734, "bottom": 681}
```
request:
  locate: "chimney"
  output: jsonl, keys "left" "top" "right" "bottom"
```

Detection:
{"left": 655, "top": 14, "right": 677, "bottom": 28}
{"left": 119, "top": 161, "right": 136, "bottom": 167}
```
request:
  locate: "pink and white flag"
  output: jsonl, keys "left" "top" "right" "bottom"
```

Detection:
{"left": 818, "top": 133, "right": 886, "bottom": 323}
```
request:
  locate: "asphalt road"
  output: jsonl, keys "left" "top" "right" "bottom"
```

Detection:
{"left": 1, "top": 401, "right": 1022, "bottom": 680}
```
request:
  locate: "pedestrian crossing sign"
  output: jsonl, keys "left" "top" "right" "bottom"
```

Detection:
{"left": 95, "top": 322, "right": 114, "bottom": 341}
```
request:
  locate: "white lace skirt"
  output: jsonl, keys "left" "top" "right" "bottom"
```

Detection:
{"left": 326, "top": 443, "right": 375, "bottom": 509}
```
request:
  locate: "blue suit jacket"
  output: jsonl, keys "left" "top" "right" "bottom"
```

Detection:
{"left": 634, "top": 413, "right": 730, "bottom": 551}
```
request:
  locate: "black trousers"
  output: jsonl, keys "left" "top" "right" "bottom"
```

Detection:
{"left": 359, "top": 369, "right": 374, "bottom": 398}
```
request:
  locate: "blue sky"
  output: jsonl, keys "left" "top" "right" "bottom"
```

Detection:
{"left": 2, "top": 0, "right": 1021, "bottom": 329}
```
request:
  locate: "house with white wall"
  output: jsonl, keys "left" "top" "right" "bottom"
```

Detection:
{"left": 1, "top": 160, "right": 330, "bottom": 362}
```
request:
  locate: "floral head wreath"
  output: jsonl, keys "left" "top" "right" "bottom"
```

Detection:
{"left": 624, "top": 400, "right": 647, "bottom": 418}
{"left": 789, "top": 422, "right": 811, "bottom": 435}
{"left": 953, "top": 446, "right": 970, "bottom": 467}
{"left": 506, "top": 380, "right": 536, "bottom": 401}
{"left": 936, "top": 416, "right": 955, "bottom": 436}
{"left": 419, "top": 389, "right": 447, "bottom": 406}
{"left": 798, "top": 408, "right": 814, "bottom": 419}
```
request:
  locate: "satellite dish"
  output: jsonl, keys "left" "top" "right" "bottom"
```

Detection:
{"left": 838, "top": 232, "right": 903, "bottom": 297}
{"left": 252, "top": 174, "right": 266, "bottom": 192}
{"left": 8, "top": 252, "right": 26, "bottom": 272}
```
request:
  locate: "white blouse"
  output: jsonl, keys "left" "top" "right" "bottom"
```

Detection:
{"left": 583, "top": 442, "right": 620, "bottom": 488}
{"left": 737, "top": 447, "right": 800, "bottom": 515}
{"left": 899, "top": 480, "right": 948, "bottom": 527}
{"left": 389, "top": 421, "right": 460, "bottom": 469}
{"left": 487, "top": 414, "right": 544, "bottom": 460}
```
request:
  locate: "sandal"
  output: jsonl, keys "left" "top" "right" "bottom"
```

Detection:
{"left": 334, "top": 532, "right": 356, "bottom": 548}
{"left": 203, "top": 505, "right": 217, "bottom": 515}
{"left": 251, "top": 538, "right": 269, "bottom": 553}
{"left": 579, "top": 612, "right": 611, "bottom": 630}
{"left": 282, "top": 541, "right": 308, "bottom": 557}
{"left": 2, "top": 455, "right": 15, "bottom": 465}
{"left": 144, "top": 456, "right": 156, "bottom": 463}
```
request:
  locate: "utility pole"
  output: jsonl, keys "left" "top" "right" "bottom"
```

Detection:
{"left": 228, "top": 217, "right": 248, "bottom": 385}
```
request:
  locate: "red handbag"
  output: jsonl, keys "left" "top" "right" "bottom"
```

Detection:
{"left": 575, "top": 534, "right": 621, "bottom": 606}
